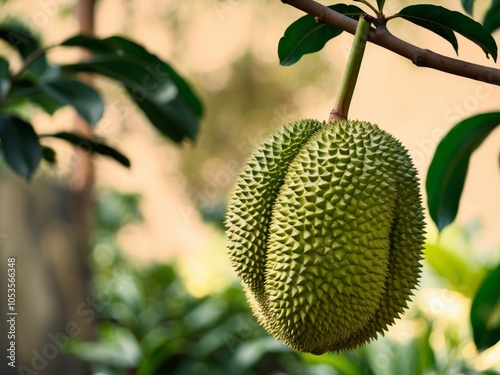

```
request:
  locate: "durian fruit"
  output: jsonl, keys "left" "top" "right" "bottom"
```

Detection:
{"left": 226, "top": 119, "right": 425, "bottom": 354}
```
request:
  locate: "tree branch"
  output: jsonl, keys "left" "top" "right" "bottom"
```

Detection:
{"left": 282, "top": 0, "right": 500, "bottom": 86}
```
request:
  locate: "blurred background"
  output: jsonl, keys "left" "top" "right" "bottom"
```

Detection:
{"left": 0, "top": 0, "right": 499, "bottom": 374}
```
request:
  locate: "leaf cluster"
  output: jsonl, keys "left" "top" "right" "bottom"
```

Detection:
{"left": 0, "top": 22, "right": 203, "bottom": 179}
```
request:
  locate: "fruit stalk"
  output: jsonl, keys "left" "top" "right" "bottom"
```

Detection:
{"left": 330, "top": 15, "right": 371, "bottom": 122}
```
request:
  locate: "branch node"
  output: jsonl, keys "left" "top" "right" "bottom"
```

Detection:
{"left": 314, "top": 10, "right": 326, "bottom": 24}
{"left": 329, "top": 110, "right": 346, "bottom": 122}
{"left": 416, "top": 55, "right": 425, "bottom": 67}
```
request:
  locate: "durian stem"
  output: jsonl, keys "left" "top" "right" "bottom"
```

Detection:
{"left": 330, "top": 15, "right": 371, "bottom": 122}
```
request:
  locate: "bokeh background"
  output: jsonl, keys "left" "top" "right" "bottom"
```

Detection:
{"left": 0, "top": 0, "right": 499, "bottom": 374}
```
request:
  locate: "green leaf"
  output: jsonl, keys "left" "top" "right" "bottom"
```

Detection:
{"left": 278, "top": 4, "right": 364, "bottom": 66}
{"left": 424, "top": 244, "right": 485, "bottom": 298}
{"left": 484, "top": 0, "right": 500, "bottom": 33}
{"left": 105, "top": 36, "right": 203, "bottom": 117}
{"left": 37, "top": 79, "right": 104, "bottom": 125}
{"left": 62, "top": 56, "right": 198, "bottom": 142}
{"left": 0, "top": 56, "right": 10, "bottom": 97}
{"left": 59, "top": 34, "right": 203, "bottom": 142}
{"left": 60, "top": 34, "right": 116, "bottom": 54}
{"left": 376, "top": 0, "right": 385, "bottom": 12}
{"left": 5, "top": 79, "right": 79, "bottom": 116}
{"left": 426, "top": 112, "right": 500, "bottom": 231}
{"left": 0, "top": 114, "right": 41, "bottom": 179}
{"left": 41, "top": 131, "right": 130, "bottom": 168}
{"left": 394, "top": 5, "right": 498, "bottom": 61}
{"left": 471, "top": 264, "right": 500, "bottom": 351}
{"left": 0, "top": 21, "right": 49, "bottom": 76}
{"left": 461, "top": 0, "right": 474, "bottom": 15}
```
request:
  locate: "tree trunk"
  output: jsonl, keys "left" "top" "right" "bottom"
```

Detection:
{"left": 70, "top": 0, "right": 97, "bottom": 367}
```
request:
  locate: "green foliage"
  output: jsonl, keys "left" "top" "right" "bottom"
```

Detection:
{"left": 278, "top": 4, "right": 363, "bottom": 66}
{"left": 394, "top": 5, "right": 497, "bottom": 61}
{"left": 426, "top": 112, "right": 500, "bottom": 232}
{"left": 425, "top": 243, "right": 488, "bottom": 298}
{"left": 0, "top": 21, "right": 49, "bottom": 76}
{"left": 470, "top": 264, "right": 500, "bottom": 352}
{"left": 66, "top": 189, "right": 499, "bottom": 375}
{"left": 0, "top": 114, "right": 41, "bottom": 178}
{"left": 461, "top": 0, "right": 500, "bottom": 33}
{"left": 66, "top": 190, "right": 308, "bottom": 375}
{"left": 60, "top": 35, "right": 203, "bottom": 142}
{"left": 0, "top": 57, "right": 10, "bottom": 96}
{"left": 278, "top": 1, "right": 498, "bottom": 67}
{"left": 36, "top": 78, "right": 104, "bottom": 125}
{"left": 461, "top": 0, "right": 474, "bottom": 15}
{"left": 484, "top": 0, "right": 500, "bottom": 33}
{"left": 0, "top": 21, "right": 203, "bottom": 179}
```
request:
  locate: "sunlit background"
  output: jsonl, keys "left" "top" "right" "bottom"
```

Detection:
{"left": 0, "top": 0, "right": 499, "bottom": 374}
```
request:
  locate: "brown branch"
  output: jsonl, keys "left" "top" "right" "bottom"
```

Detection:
{"left": 282, "top": 0, "right": 500, "bottom": 86}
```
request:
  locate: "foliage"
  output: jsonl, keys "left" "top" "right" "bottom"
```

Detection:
{"left": 66, "top": 190, "right": 499, "bottom": 375}
{"left": 426, "top": 113, "right": 500, "bottom": 232}
{"left": 278, "top": 2, "right": 497, "bottom": 66}
{"left": 278, "top": 4, "right": 364, "bottom": 66}
{"left": 66, "top": 190, "right": 321, "bottom": 375}
{"left": 0, "top": 22, "right": 203, "bottom": 179}
{"left": 471, "top": 264, "right": 500, "bottom": 352}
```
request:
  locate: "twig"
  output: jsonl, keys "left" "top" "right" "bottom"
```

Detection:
{"left": 10, "top": 45, "right": 55, "bottom": 84}
{"left": 281, "top": 0, "right": 500, "bottom": 86}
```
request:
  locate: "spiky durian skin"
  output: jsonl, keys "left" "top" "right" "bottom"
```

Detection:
{"left": 226, "top": 119, "right": 425, "bottom": 354}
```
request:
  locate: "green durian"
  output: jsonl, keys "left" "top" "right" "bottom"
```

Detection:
{"left": 226, "top": 119, "right": 425, "bottom": 354}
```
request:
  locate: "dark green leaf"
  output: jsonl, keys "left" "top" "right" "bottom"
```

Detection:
{"left": 5, "top": 79, "right": 69, "bottom": 115}
{"left": 426, "top": 112, "right": 500, "bottom": 231}
{"left": 0, "top": 114, "right": 41, "bottom": 179}
{"left": 0, "top": 56, "right": 10, "bottom": 97}
{"left": 0, "top": 21, "right": 49, "bottom": 76}
{"left": 105, "top": 36, "right": 203, "bottom": 117}
{"left": 394, "top": 5, "right": 498, "bottom": 61}
{"left": 29, "top": 93, "right": 64, "bottom": 115}
{"left": 60, "top": 34, "right": 116, "bottom": 54}
{"left": 484, "top": 0, "right": 500, "bottom": 33}
{"left": 376, "top": 0, "right": 385, "bottom": 12}
{"left": 126, "top": 87, "right": 199, "bottom": 144}
{"left": 471, "top": 264, "right": 500, "bottom": 351}
{"left": 278, "top": 4, "right": 364, "bottom": 66}
{"left": 4, "top": 80, "right": 39, "bottom": 102}
{"left": 41, "top": 145, "right": 56, "bottom": 165}
{"left": 398, "top": 11, "right": 458, "bottom": 54}
{"left": 37, "top": 79, "right": 104, "bottom": 125}
{"left": 461, "top": 0, "right": 474, "bottom": 15}
{"left": 41, "top": 131, "right": 130, "bottom": 168}
{"left": 60, "top": 34, "right": 203, "bottom": 118}
{"left": 62, "top": 56, "right": 198, "bottom": 142}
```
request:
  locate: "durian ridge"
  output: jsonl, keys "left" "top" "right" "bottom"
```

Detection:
{"left": 226, "top": 118, "right": 425, "bottom": 354}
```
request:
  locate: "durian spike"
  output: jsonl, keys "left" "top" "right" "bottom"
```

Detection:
{"left": 330, "top": 15, "right": 371, "bottom": 122}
